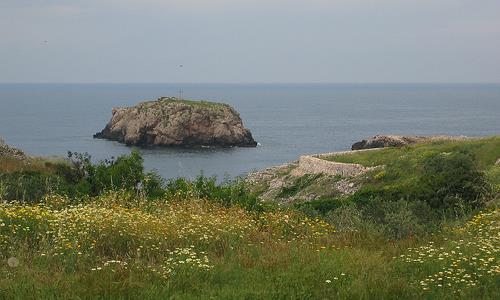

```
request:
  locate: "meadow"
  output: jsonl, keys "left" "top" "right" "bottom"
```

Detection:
{"left": 0, "top": 139, "right": 499, "bottom": 299}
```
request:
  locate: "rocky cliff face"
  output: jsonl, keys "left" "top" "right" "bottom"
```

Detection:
{"left": 94, "top": 97, "right": 257, "bottom": 147}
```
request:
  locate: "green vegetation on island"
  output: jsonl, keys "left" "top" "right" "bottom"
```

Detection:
{"left": 0, "top": 137, "right": 499, "bottom": 299}
{"left": 153, "top": 96, "right": 231, "bottom": 109}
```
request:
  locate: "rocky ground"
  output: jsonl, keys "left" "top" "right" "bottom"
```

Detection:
{"left": 245, "top": 160, "right": 366, "bottom": 204}
{"left": 0, "top": 137, "right": 26, "bottom": 160}
{"left": 351, "top": 134, "right": 474, "bottom": 150}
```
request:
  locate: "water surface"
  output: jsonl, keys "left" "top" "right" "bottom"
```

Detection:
{"left": 0, "top": 83, "right": 499, "bottom": 179}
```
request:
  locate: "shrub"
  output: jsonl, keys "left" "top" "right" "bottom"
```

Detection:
{"left": 141, "top": 171, "right": 166, "bottom": 199}
{"left": 325, "top": 204, "right": 363, "bottom": 232}
{"left": 416, "top": 152, "right": 491, "bottom": 212}
{"left": 0, "top": 151, "right": 164, "bottom": 202}
{"left": 68, "top": 150, "right": 145, "bottom": 196}
{"left": 294, "top": 196, "right": 345, "bottom": 215}
{"left": 0, "top": 171, "right": 70, "bottom": 203}
{"left": 165, "top": 175, "right": 262, "bottom": 212}
{"left": 381, "top": 200, "right": 424, "bottom": 239}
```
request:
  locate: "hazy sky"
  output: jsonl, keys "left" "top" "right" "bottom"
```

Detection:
{"left": 1, "top": 0, "right": 500, "bottom": 83}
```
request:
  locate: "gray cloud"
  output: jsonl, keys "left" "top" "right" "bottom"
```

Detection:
{"left": 1, "top": 0, "right": 499, "bottom": 83}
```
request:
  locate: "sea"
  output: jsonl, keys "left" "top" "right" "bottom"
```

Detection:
{"left": 0, "top": 83, "right": 499, "bottom": 180}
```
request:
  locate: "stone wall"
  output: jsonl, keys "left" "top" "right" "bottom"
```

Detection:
{"left": 292, "top": 156, "right": 371, "bottom": 177}
{"left": 292, "top": 148, "right": 382, "bottom": 177}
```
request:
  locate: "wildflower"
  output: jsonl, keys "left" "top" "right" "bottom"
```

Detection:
{"left": 7, "top": 257, "right": 19, "bottom": 268}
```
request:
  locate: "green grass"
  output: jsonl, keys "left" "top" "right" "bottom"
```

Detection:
{"left": 322, "top": 137, "right": 500, "bottom": 194}
{"left": 1, "top": 139, "right": 499, "bottom": 299}
{"left": 277, "top": 174, "right": 322, "bottom": 198}
{"left": 143, "top": 97, "right": 230, "bottom": 110}
{"left": 291, "top": 138, "right": 499, "bottom": 241}
{"left": 0, "top": 196, "right": 498, "bottom": 299}
{"left": 324, "top": 137, "right": 500, "bottom": 170}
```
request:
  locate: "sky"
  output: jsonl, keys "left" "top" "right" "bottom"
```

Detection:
{"left": 1, "top": 0, "right": 500, "bottom": 83}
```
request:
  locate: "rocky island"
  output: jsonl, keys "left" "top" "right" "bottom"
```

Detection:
{"left": 94, "top": 97, "right": 257, "bottom": 147}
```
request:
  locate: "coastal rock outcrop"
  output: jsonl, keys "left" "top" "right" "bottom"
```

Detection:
{"left": 351, "top": 135, "right": 427, "bottom": 150}
{"left": 94, "top": 97, "right": 257, "bottom": 147}
{"left": 0, "top": 137, "right": 26, "bottom": 159}
{"left": 351, "top": 135, "right": 472, "bottom": 150}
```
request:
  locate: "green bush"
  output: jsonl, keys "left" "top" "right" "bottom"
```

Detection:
{"left": 0, "top": 171, "right": 74, "bottom": 203}
{"left": 68, "top": 150, "right": 146, "bottom": 196}
{"left": 0, "top": 152, "right": 262, "bottom": 212}
{"left": 349, "top": 152, "right": 490, "bottom": 214}
{"left": 141, "top": 171, "right": 166, "bottom": 199}
{"left": 165, "top": 175, "right": 262, "bottom": 212}
{"left": 325, "top": 204, "right": 363, "bottom": 232}
{"left": 294, "top": 196, "right": 345, "bottom": 215}
{"left": 416, "top": 152, "right": 491, "bottom": 211}
{"left": 0, "top": 151, "right": 162, "bottom": 202}
{"left": 366, "top": 199, "right": 426, "bottom": 239}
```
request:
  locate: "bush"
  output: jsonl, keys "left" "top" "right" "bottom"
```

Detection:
{"left": 325, "top": 204, "right": 363, "bottom": 232}
{"left": 416, "top": 152, "right": 491, "bottom": 212}
{"left": 378, "top": 200, "right": 425, "bottom": 239}
{"left": 141, "top": 171, "right": 166, "bottom": 199}
{"left": 165, "top": 175, "right": 262, "bottom": 212}
{"left": 294, "top": 196, "right": 345, "bottom": 215}
{"left": 68, "top": 150, "right": 146, "bottom": 196}
{"left": 0, "top": 151, "right": 164, "bottom": 202}
{"left": 0, "top": 171, "right": 69, "bottom": 203}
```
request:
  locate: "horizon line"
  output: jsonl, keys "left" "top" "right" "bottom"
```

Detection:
{"left": 1, "top": 81, "right": 500, "bottom": 85}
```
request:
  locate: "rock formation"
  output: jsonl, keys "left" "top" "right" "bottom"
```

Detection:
{"left": 351, "top": 135, "right": 427, "bottom": 150}
{"left": 351, "top": 135, "right": 472, "bottom": 150}
{"left": 94, "top": 97, "right": 257, "bottom": 147}
{"left": 0, "top": 137, "right": 26, "bottom": 159}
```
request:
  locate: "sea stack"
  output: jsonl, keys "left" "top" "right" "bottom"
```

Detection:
{"left": 94, "top": 97, "right": 257, "bottom": 148}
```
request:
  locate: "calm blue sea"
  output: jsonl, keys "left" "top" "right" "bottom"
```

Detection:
{"left": 0, "top": 83, "right": 499, "bottom": 180}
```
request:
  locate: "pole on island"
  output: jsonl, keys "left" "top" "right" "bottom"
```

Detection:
{"left": 178, "top": 64, "right": 184, "bottom": 100}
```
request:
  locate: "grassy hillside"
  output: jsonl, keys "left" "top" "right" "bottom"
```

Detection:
{"left": 0, "top": 195, "right": 498, "bottom": 299}
{"left": 324, "top": 137, "right": 499, "bottom": 168}
{"left": 323, "top": 137, "right": 499, "bottom": 187}
{"left": 0, "top": 138, "right": 499, "bottom": 299}
{"left": 322, "top": 137, "right": 499, "bottom": 209}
